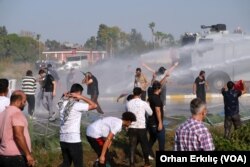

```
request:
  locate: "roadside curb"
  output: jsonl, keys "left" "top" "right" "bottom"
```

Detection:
{"left": 99, "top": 94, "right": 250, "bottom": 101}
{"left": 166, "top": 93, "right": 250, "bottom": 100}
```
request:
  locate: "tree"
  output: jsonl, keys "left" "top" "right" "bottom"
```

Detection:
{"left": 45, "top": 39, "right": 62, "bottom": 51}
{"left": 119, "top": 28, "right": 149, "bottom": 56}
{"left": 119, "top": 31, "right": 128, "bottom": 48}
{"left": 149, "top": 22, "right": 155, "bottom": 46}
{"left": 154, "top": 31, "right": 164, "bottom": 48}
{"left": 154, "top": 31, "right": 175, "bottom": 47}
{"left": 96, "top": 24, "right": 109, "bottom": 50}
{"left": 164, "top": 33, "right": 175, "bottom": 46}
{"left": 0, "top": 26, "right": 8, "bottom": 36}
{"left": 95, "top": 24, "right": 123, "bottom": 55}
{"left": 84, "top": 36, "right": 97, "bottom": 50}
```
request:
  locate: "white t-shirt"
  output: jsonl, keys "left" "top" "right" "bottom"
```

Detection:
{"left": 126, "top": 98, "right": 153, "bottom": 129}
{"left": 59, "top": 101, "right": 89, "bottom": 143}
{"left": 0, "top": 96, "right": 10, "bottom": 112}
{"left": 86, "top": 117, "right": 123, "bottom": 138}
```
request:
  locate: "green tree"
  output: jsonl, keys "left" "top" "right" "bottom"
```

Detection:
{"left": 96, "top": 24, "right": 109, "bottom": 50}
{"left": 155, "top": 31, "right": 175, "bottom": 47}
{"left": 164, "top": 33, "right": 175, "bottom": 46}
{"left": 84, "top": 36, "right": 97, "bottom": 50}
{"left": 95, "top": 24, "right": 123, "bottom": 56}
{"left": 0, "top": 26, "right": 8, "bottom": 36}
{"left": 120, "top": 28, "right": 149, "bottom": 56}
{"left": 0, "top": 37, "right": 10, "bottom": 59}
{"left": 45, "top": 39, "right": 62, "bottom": 51}
{"left": 118, "top": 31, "right": 128, "bottom": 49}
{"left": 149, "top": 22, "right": 155, "bottom": 46}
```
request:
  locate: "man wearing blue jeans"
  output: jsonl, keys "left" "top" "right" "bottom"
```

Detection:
{"left": 147, "top": 81, "right": 165, "bottom": 158}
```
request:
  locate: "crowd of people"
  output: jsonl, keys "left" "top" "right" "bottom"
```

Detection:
{"left": 0, "top": 62, "right": 248, "bottom": 167}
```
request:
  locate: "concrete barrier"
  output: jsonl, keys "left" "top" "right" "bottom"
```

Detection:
{"left": 8, "top": 79, "right": 16, "bottom": 97}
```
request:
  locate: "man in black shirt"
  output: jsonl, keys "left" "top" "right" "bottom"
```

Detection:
{"left": 193, "top": 70, "right": 208, "bottom": 102}
{"left": 221, "top": 81, "right": 246, "bottom": 139}
{"left": 147, "top": 81, "right": 165, "bottom": 158}
{"left": 82, "top": 72, "right": 104, "bottom": 114}
{"left": 39, "top": 69, "right": 57, "bottom": 121}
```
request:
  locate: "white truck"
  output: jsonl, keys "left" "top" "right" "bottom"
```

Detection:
{"left": 179, "top": 24, "right": 250, "bottom": 92}
{"left": 57, "top": 54, "right": 88, "bottom": 71}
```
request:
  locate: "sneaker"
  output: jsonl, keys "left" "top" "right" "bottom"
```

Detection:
{"left": 148, "top": 155, "right": 154, "bottom": 160}
{"left": 51, "top": 112, "right": 57, "bottom": 118}
{"left": 31, "top": 116, "right": 37, "bottom": 120}
{"left": 49, "top": 117, "right": 56, "bottom": 122}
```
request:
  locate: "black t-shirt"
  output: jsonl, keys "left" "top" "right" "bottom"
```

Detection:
{"left": 147, "top": 86, "right": 153, "bottom": 99}
{"left": 221, "top": 88, "right": 242, "bottom": 116}
{"left": 43, "top": 74, "right": 55, "bottom": 92}
{"left": 148, "top": 94, "right": 164, "bottom": 126}
{"left": 194, "top": 76, "right": 206, "bottom": 101}
{"left": 48, "top": 68, "right": 60, "bottom": 81}
{"left": 87, "top": 75, "right": 99, "bottom": 95}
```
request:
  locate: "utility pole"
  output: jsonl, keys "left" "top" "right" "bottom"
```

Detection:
{"left": 36, "top": 34, "right": 41, "bottom": 60}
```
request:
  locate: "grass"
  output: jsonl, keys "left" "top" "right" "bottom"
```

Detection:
{"left": 29, "top": 119, "right": 177, "bottom": 167}
{"left": 29, "top": 115, "right": 227, "bottom": 167}
{"left": 28, "top": 112, "right": 250, "bottom": 166}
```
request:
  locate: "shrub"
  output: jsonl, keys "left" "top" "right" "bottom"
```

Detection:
{"left": 213, "top": 121, "right": 250, "bottom": 150}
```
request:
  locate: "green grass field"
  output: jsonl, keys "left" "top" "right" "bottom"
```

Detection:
{"left": 28, "top": 114, "right": 250, "bottom": 167}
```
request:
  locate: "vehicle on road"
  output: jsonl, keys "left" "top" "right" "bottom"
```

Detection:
{"left": 180, "top": 24, "right": 250, "bottom": 92}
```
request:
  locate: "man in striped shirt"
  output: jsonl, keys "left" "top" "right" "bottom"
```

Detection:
{"left": 22, "top": 70, "right": 37, "bottom": 118}
{"left": 174, "top": 98, "right": 215, "bottom": 151}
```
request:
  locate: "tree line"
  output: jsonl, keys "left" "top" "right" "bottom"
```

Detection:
{"left": 84, "top": 22, "right": 177, "bottom": 57}
{"left": 0, "top": 22, "right": 179, "bottom": 62}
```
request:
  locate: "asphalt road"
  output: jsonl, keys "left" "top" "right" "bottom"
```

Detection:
{"left": 27, "top": 94, "right": 250, "bottom": 122}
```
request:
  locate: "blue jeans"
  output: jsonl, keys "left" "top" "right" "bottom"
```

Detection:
{"left": 148, "top": 125, "right": 165, "bottom": 157}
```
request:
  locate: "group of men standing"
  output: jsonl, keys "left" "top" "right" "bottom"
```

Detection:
{"left": 0, "top": 64, "right": 106, "bottom": 167}
{"left": 125, "top": 64, "right": 177, "bottom": 166}
{"left": 192, "top": 70, "right": 247, "bottom": 139}
{"left": 0, "top": 61, "right": 248, "bottom": 167}
{"left": 126, "top": 65, "right": 247, "bottom": 166}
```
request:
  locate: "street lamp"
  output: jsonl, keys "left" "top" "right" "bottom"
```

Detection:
{"left": 36, "top": 34, "right": 41, "bottom": 60}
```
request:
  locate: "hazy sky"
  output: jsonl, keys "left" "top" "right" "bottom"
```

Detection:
{"left": 0, "top": 0, "right": 249, "bottom": 44}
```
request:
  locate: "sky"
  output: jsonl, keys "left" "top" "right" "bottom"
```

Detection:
{"left": 0, "top": 0, "right": 249, "bottom": 44}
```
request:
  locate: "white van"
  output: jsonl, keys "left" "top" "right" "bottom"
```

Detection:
{"left": 57, "top": 54, "right": 88, "bottom": 71}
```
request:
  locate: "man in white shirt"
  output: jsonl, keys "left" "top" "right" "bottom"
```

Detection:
{"left": 0, "top": 78, "right": 10, "bottom": 112}
{"left": 126, "top": 87, "right": 153, "bottom": 167}
{"left": 58, "top": 83, "right": 97, "bottom": 167}
{"left": 86, "top": 112, "right": 136, "bottom": 167}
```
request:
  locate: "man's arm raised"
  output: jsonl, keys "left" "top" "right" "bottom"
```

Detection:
{"left": 70, "top": 93, "right": 97, "bottom": 110}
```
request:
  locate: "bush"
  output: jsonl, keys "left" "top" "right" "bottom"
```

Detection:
{"left": 213, "top": 121, "right": 250, "bottom": 150}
